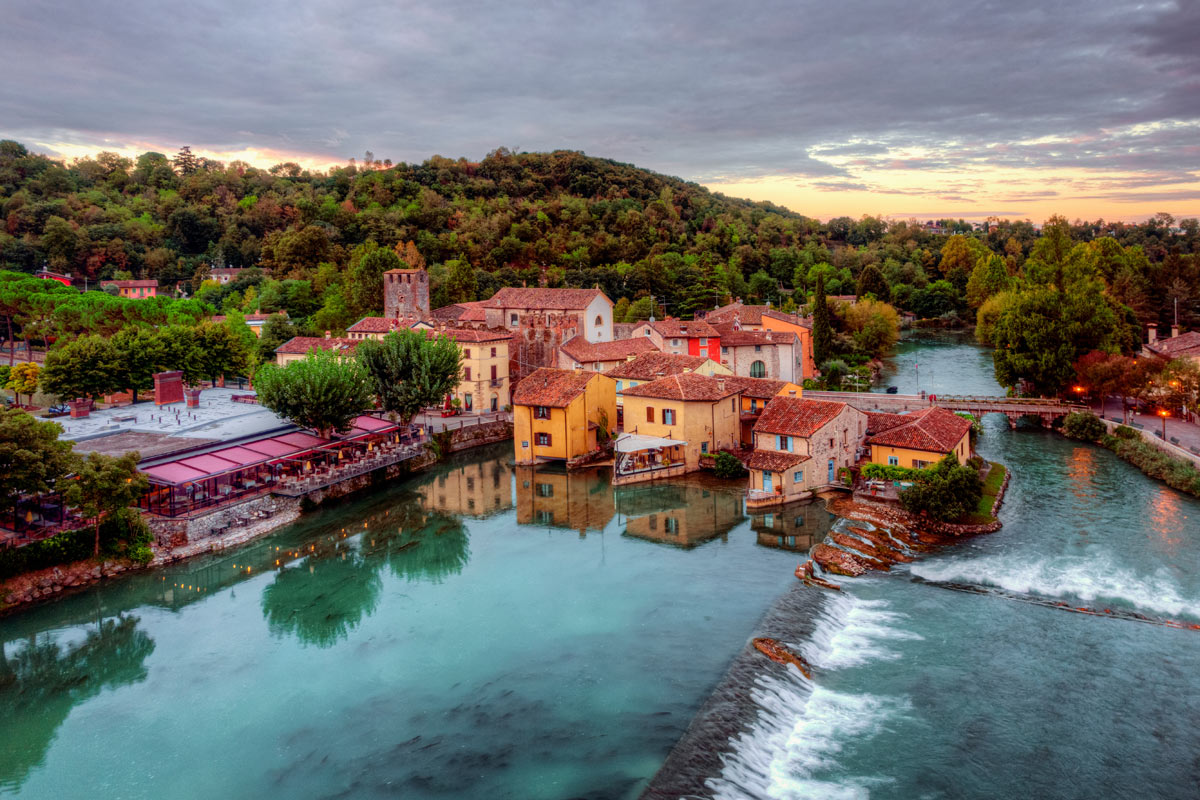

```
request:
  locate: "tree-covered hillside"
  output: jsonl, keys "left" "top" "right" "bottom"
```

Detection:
{"left": 3, "top": 139, "right": 1200, "bottom": 395}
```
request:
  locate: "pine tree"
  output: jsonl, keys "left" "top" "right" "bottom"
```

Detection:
{"left": 812, "top": 272, "right": 832, "bottom": 369}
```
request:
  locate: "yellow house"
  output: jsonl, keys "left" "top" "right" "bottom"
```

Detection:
{"left": 616, "top": 482, "right": 745, "bottom": 548}
{"left": 865, "top": 407, "right": 972, "bottom": 468}
{"left": 101, "top": 279, "right": 158, "bottom": 298}
{"left": 747, "top": 396, "right": 867, "bottom": 507}
{"left": 604, "top": 352, "right": 732, "bottom": 430}
{"left": 440, "top": 328, "right": 512, "bottom": 412}
{"left": 618, "top": 373, "right": 742, "bottom": 476}
{"left": 721, "top": 376, "right": 804, "bottom": 447}
{"left": 512, "top": 368, "right": 617, "bottom": 465}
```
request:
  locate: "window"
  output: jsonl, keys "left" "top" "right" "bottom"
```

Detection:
{"left": 663, "top": 409, "right": 676, "bottom": 425}
{"left": 490, "top": 347, "right": 497, "bottom": 357}
{"left": 914, "top": 460, "right": 932, "bottom": 469}
{"left": 750, "top": 399, "right": 758, "bottom": 412}
{"left": 534, "top": 406, "right": 551, "bottom": 419}
{"left": 700, "top": 337, "right": 708, "bottom": 346}
{"left": 754, "top": 345, "right": 762, "bottom": 352}
{"left": 510, "top": 313, "right": 519, "bottom": 325}
{"left": 665, "top": 517, "right": 679, "bottom": 534}
{"left": 595, "top": 315, "right": 603, "bottom": 327}
{"left": 536, "top": 510, "right": 554, "bottom": 524}
{"left": 464, "top": 349, "right": 471, "bottom": 359}
{"left": 491, "top": 364, "right": 497, "bottom": 380}
{"left": 701, "top": 442, "right": 708, "bottom": 454}
{"left": 645, "top": 328, "right": 652, "bottom": 336}
{"left": 646, "top": 406, "right": 655, "bottom": 423}
{"left": 671, "top": 338, "right": 681, "bottom": 347}
{"left": 731, "top": 396, "right": 737, "bottom": 412}
{"left": 535, "top": 432, "right": 552, "bottom": 446}
{"left": 722, "top": 346, "right": 729, "bottom": 354}
{"left": 777, "top": 435, "right": 792, "bottom": 452}
{"left": 750, "top": 360, "right": 766, "bottom": 378}
{"left": 794, "top": 470, "right": 804, "bottom": 483}
{"left": 829, "top": 438, "right": 834, "bottom": 448}
{"left": 464, "top": 367, "right": 472, "bottom": 381}
{"left": 616, "top": 380, "right": 624, "bottom": 392}
{"left": 887, "top": 456, "right": 899, "bottom": 466}
{"left": 464, "top": 393, "right": 473, "bottom": 410}
{"left": 536, "top": 482, "right": 554, "bottom": 497}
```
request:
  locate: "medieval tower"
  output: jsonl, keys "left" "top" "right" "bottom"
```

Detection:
{"left": 383, "top": 268, "right": 430, "bottom": 320}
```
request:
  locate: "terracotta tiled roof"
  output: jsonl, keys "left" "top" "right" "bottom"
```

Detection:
{"left": 274, "top": 336, "right": 360, "bottom": 355}
{"left": 710, "top": 324, "right": 796, "bottom": 347}
{"left": 638, "top": 317, "right": 720, "bottom": 339}
{"left": 604, "top": 352, "right": 713, "bottom": 381}
{"left": 347, "top": 316, "right": 429, "bottom": 333}
{"left": 753, "top": 397, "right": 848, "bottom": 437}
{"left": 619, "top": 373, "right": 739, "bottom": 402}
{"left": 866, "top": 407, "right": 972, "bottom": 453}
{"left": 348, "top": 316, "right": 395, "bottom": 333}
{"left": 1147, "top": 331, "right": 1200, "bottom": 358}
{"left": 431, "top": 326, "right": 511, "bottom": 343}
{"left": 722, "top": 376, "right": 795, "bottom": 399}
{"left": 482, "top": 287, "right": 607, "bottom": 310}
{"left": 102, "top": 279, "right": 158, "bottom": 288}
{"left": 763, "top": 309, "right": 813, "bottom": 329}
{"left": 866, "top": 411, "right": 911, "bottom": 435}
{"left": 560, "top": 335, "right": 659, "bottom": 363}
{"left": 512, "top": 368, "right": 598, "bottom": 407}
{"left": 705, "top": 303, "right": 812, "bottom": 330}
{"left": 747, "top": 450, "right": 811, "bottom": 472}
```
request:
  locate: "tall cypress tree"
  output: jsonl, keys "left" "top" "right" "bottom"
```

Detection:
{"left": 812, "top": 272, "right": 832, "bottom": 369}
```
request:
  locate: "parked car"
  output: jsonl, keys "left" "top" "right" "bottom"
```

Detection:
{"left": 886, "top": 385, "right": 899, "bottom": 394}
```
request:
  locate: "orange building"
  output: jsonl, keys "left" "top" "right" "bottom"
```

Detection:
{"left": 512, "top": 368, "right": 617, "bottom": 465}
{"left": 865, "top": 407, "right": 972, "bottom": 468}
{"left": 101, "top": 279, "right": 158, "bottom": 298}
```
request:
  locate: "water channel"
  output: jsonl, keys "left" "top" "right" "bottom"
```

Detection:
{"left": 3, "top": 331, "right": 1198, "bottom": 798}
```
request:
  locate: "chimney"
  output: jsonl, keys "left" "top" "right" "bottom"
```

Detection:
{"left": 1171, "top": 325, "right": 1180, "bottom": 339}
{"left": 717, "top": 378, "right": 725, "bottom": 393}
{"left": 626, "top": 354, "right": 636, "bottom": 362}
{"left": 683, "top": 367, "right": 692, "bottom": 373}
{"left": 574, "top": 364, "right": 582, "bottom": 373}
{"left": 324, "top": 330, "right": 331, "bottom": 339}
{"left": 788, "top": 389, "right": 797, "bottom": 396}
{"left": 1147, "top": 324, "right": 1158, "bottom": 344}
{"left": 766, "top": 300, "right": 771, "bottom": 309}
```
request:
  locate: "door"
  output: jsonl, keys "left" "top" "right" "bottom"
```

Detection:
{"left": 763, "top": 472, "right": 773, "bottom": 492}
{"left": 827, "top": 459, "right": 835, "bottom": 484}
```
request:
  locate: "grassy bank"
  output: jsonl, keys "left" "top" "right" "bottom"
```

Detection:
{"left": 963, "top": 462, "right": 1007, "bottom": 525}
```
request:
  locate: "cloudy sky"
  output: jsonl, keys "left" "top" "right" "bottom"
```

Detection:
{"left": 3, "top": 0, "right": 1199, "bottom": 221}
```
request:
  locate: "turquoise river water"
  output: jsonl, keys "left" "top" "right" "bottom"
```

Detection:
{"left": 3, "top": 331, "right": 1199, "bottom": 799}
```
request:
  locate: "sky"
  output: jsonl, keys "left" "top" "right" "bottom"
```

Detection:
{"left": 3, "top": 0, "right": 1199, "bottom": 223}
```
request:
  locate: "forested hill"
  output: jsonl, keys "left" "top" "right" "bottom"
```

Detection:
{"left": 1, "top": 139, "right": 1198, "bottom": 344}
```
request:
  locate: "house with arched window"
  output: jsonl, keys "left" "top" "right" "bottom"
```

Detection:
{"left": 709, "top": 323, "right": 802, "bottom": 383}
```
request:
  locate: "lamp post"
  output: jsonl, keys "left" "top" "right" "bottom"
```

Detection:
{"left": 1159, "top": 408, "right": 1169, "bottom": 440}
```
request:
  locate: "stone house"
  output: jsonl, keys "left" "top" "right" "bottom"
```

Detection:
{"left": 747, "top": 396, "right": 866, "bottom": 507}
{"left": 618, "top": 373, "right": 742, "bottom": 473}
{"left": 865, "top": 407, "right": 972, "bottom": 469}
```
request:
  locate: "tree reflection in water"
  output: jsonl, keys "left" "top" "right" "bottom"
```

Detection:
{"left": 0, "top": 615, "right": 154, "bottom": 791}
{"left": 261, "top": 491, "right": 469, "bottom": 648}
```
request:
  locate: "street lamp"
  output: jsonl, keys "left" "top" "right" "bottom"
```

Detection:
{"left": 1158, "top": 408, "right": 1169, "bottom": 440}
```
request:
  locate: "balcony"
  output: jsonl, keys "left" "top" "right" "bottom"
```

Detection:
{"left": 489, "top": 378, "right": 504, "bottom": 388}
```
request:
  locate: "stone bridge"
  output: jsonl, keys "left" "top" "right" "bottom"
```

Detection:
{"left": 804, "top": 391, "right": 1088, "bottom": 429}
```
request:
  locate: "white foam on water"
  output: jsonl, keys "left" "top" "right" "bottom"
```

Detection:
{"left": 911, "top": 554, "right": 1200, "bottom": 620}
{"left": 799, "top": 593, "right": 923, "bottom": 670}
{"left": 707, "top": 594, "right": 916, "bottom": 799}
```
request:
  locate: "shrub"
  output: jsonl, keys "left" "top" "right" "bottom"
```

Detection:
{"left": 899, "top": 452, "right": 984, "bottom": 522}
{"left": 1112, "top": 424, "right": 1139, "bottom": 440}
{"left": 966, "top": 455, "right": 984, "bottom": 470}
{"left": 713, "top": 451, "right": 747, "bottom": 479}
{"left": 0, "top": 508, "right": 153, "bottom": 579}
{"left": 1062, "top": 412, "right": 1105, "bottom": 442}
{"left": 862, "top": 463, "right": 920, "bottom": 481}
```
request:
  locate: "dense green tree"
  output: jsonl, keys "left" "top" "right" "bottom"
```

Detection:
{"left": 0, "top": 409, "right": 78, "bottom": 518}
{"left": 41, "top": 336, "right": 119, "bottom": 401}
{"left": 110, "top": 327, "right": 159, "bottom": 402}
{"left": 812, "top": 272, "right": 832, "bottom": 368}
{"left": 345, "top": 242, "right": 402, "bottom": 321}
{"left": 855, "top": 264, "right": 890, "bottom": 301}
{"left": 253, "top": 349, "right": 373, "bottom": 437}
{"left": 992, "top": 281, "right": 1128, "bottom": 396}
{"left": 966, "top": 254, "right": 1011, "bottom": 309}
{"left": 357, "top": 330, "right": 461, "bottom": 425}
{"left": 64, "top": 451, "right": 148, "bottom": 556}
{"left": 193, "top": 322, "right": 251, "bottom": 384}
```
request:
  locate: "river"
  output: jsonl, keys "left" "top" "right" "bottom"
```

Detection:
{"left": 3, "top": 332, "right": 1199, "bottom": 799}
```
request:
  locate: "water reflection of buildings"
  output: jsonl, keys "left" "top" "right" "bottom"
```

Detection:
{"left": 616, "top": 481, "right": 745, "bottom": 548}
{"left": 750, "top": 502, "right": 835, "bottom": 553}
{"left": 416, "top": 457, "right": 513, "bottom": 518}
{"left": 514, "top": 465, "right": 615, "bottom": 534}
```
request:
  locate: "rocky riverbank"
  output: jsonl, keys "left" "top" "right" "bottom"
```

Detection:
{"left": 1, "top": 557, "right": 147, "bottom": 615}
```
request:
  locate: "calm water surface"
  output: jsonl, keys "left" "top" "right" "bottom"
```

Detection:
{"left": 0, "top": 454, "right": 832, "bottom": 799}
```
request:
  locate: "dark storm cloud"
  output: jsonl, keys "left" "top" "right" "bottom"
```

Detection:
{"left": 1, "top": 0, "right": 1198, "bottom": 187}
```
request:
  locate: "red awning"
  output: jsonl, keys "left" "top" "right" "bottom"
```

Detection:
{"left": 143, "top": 463, "right": 208, "bottom": 484}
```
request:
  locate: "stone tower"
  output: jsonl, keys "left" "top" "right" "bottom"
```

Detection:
{"left": 383, "top": 269, "right": 430, "bottom": 320}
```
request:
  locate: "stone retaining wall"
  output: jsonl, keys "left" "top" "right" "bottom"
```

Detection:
{"left": 1099, "top": 418, "right": 1200, "bottom": 468}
